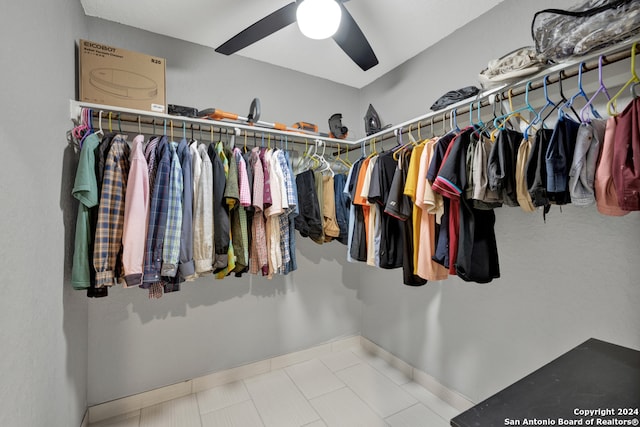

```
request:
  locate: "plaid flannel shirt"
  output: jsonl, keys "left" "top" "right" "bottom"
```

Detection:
{"left": 93, "top": 135, "right": 130, "bottom": 287}
{"left": 143, "top": 137, "right": 170, "bottom": 290}
{"left": 249, "top": 149, "right": 268, "bottom": 275}
{"left": 161, "top": 141, "right": 183, "bottom": 278}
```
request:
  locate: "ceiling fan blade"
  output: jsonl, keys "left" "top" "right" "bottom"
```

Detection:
{"left": 216, "top": 2, "right": 297, "bottom": 55}
{"left": 332, "top": 2, "right": 378, "bottom": 71}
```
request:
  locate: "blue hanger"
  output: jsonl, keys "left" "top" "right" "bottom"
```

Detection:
{"left": 451, "top": 108, "right": 460, "bottom": 132}
{"left": 524, "top": 75, "right": 557, "bottom": 139}
{"left": 183, "top": 122, "right": 187, "bottom": 139}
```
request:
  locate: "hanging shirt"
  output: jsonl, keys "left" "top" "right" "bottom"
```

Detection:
{"left": 94, "top": 134, "right": 130, "bottom": 288}
{"left": 525, "top": 128, "right": 554, "bottom": 208}
{"left": 433, "top": 128, "right": 475, "bottom": 275}
{"left": 161, "top": 141, "right": 184, "bottom": 278}
{"left": 612, "top": 97, "right": 640, "bottom": 211}
{"left": 209, "top": 143, "right": 230, "bottom": 271}
{"left": 595, "top": 117, "right": 629, "bottom": 216}
{"left": 403, "top": 142, "right": 426, "bottom": 276}
{"left": 177, "top": 139, "right": 195, "bottom": 280}
{"left": 333, "top": 173, "right": 349, "bottom": 245}
{"left": 488, "top": 128, "right": 522, "bottom": 207}
{"left": 233, "top": 148, "right": 250, "bottom": 275}
{"left": 546, "top": 115, "right": 580, "bottom": 205}
{"left": 145, "top": 136, "right": 160, "bottom": 201}
{"left": 569, "top": 120, "right": 606, "bottom": 206}
{"left": 351, "top": 157, "right": 371, "bottom": 261}
{"left": 143, "top": 137, "right": 170, "bottom": 293}
{"left": 361, "top": 157, "right": 380, "bottom": 266}
{"left": 215, "top": 144, "right": 236, "bottom": 278}
{"left": 415, "top": 139, "right": 449, "bottom": 281}
{"left": 515, "top": 138, "right": 536, "bottom": 212}
{"left": 344, "top": 159, "right": 363, "bottom": 263}
{"left": 71, "top": 133, "right": 101, "bottom": 290}
{"left": 250, "top": 148, "right": 269, "bottom": 275}
{"left": 385, "top": 150, "right": 426, "bottom": 286}
{"left": 369, "top": 152, "right": 403, "bottom": 269}
{"left": 471, "top": 133, "right": 502, "bottom": 210}
{"left": 122, "top": 135, "right": 149, "bottom": 287}
{"left": 193, "top": 144, "right": 214, "bottom": 275}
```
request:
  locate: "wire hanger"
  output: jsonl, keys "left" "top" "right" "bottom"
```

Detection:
{"left": 580, "top": 56, "right": 611, "bottom": 123}
{"left": 607, "top": 42, "right": 639, "bottom": 116}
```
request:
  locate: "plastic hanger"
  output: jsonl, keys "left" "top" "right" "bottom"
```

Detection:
{"left": 96, "top": 110, "right": 104, "bottom": 138}
{"left": 450, "top": 109, "right": 461, "bottom": 132}
{"left": 493, "top": 85, "right": 534, "bottom": 131}
{"left": 580, "top": 56, "right": 611, "bottom": 123}
{"left": 561, "top": 62, "right": 600, "bottom": 120}
{"left": 607, "top": 42, "right": 639, "bottom": 116}
{"left": 524, "top": 75, "right": 557, "bottom": 139}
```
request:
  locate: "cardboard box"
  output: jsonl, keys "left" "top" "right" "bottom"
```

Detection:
{"left": 79, "top": 39, "right": 166, "bottom": 113}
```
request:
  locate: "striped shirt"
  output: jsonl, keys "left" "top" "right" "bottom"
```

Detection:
{"left": 93, "top": 134, "right": 130, "bottom": 288}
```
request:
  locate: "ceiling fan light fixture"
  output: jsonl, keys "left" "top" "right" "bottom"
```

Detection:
{"left": 296, "top": 0, "right": 342, "bottom": 40}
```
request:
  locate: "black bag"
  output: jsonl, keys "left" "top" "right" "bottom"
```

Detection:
{"left": 430, "top": 86, "right": 480, "bottom": 112}
{"left": 532, "top": 0, "right": 640, "bottom": 62}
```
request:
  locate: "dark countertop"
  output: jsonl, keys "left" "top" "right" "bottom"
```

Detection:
{"left": 451, "top": 338, "right": 640, "bottom": 427}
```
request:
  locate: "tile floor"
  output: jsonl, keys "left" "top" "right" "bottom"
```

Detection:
{"left": 90, "top": 347, "right": 459, "bottom": 427}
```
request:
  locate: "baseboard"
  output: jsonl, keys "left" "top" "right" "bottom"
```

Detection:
{"left": 87, "top": 334, "right": 471, "bottom": 424}
{"left": 88, "top": 335, "right": 361, "bottom": 424}
{"left": 359, "top": 337, "right": 475, "bottom": 412}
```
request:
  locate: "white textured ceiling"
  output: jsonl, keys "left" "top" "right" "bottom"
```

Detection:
{"left": 80, "top": 0, "right": 504, "bottom": 89}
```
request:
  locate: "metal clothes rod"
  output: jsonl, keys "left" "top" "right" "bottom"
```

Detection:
{"left": 69, "top": 100, "right": 357, "bottom": 148}
{"left": 351, "top": 38, "right": 639, "bottom": 149}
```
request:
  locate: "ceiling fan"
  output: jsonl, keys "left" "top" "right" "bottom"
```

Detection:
{"left": 215, "top": 0, "right": 379, "bottom": 71}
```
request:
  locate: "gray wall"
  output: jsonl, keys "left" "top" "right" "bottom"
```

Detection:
{"left": 0, "top": 1, "right": 89, "bottom": 426}
{"left": 359, "top": 0, "right": 640, "bottom": 403}
{"left": 82, "top": 18, "right": 364, "bottom": 405}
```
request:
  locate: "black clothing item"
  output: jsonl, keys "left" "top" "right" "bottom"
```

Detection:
{"left": 526, "top": 128, "right": 554, "bottom": 207}
{"left": 428, "top": 133, "right": 456, "bottom": 269}
{"left": 333, "top": 173, "right": 349, "bottom": 245}
{"left": 347, "top": 159, "right": 367, "bottom": 262}
{"left": 456, "top": 205, "right": 500, "bottom": 284}
{"left": 430, "top": 86, "right": 480, "bottom": 111}
{"left": 385, "top": 151, "right": 426, "bottom": 286}
{"left": 294, "top": 170, "right": 324, "bottom": 242}
{"left": 545, "top": 116, "right": 581, "bottom": 205}
{"left": 434, "top": 128, "right": 500, "bottom": 283}
{"left": 370, "top": 152, "right": 403, "bottom": 269}
{"left": 488, "top": 129, "right": 523, "bottom": 206}
{"left": 208, "top": 144, "right": 230, "bottom": 271}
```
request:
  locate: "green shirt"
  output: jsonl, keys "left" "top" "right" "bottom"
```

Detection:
{"left": 71, "top": 133, "right": 100, "bottom": 290}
